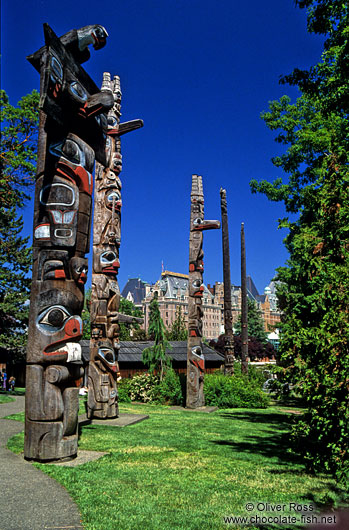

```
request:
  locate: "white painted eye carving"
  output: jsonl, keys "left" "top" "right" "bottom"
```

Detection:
{"left": 94, "top": 26, "right": 108, "bottom": 39}
{"left": 107, "top": 191, "right": 120, "bottom": 203}
{"left": 69, "top": 81, "right": 88, "bottom": 102}
{"left": 100, "top": 251, "right": 117, "bottom": 265}
{"left": 37, "top": 306, "right": 71, "bottom": 333}
{"left": 192, "top": 346, "right": 202, "bottom": 356}
{"left": 98, "top": 347, "right": 116, "bottom": 365}
{"left": 50, "top": 55, "right": 63, "bottom": 81}
{"left": 193, "top": 218, "right": 203, "bottom": 226}
{"left": 107, "top": 116, "right": 118, "bottom": 128}
{"left": 192, "top": 279, "right": 202, "bottom": 288}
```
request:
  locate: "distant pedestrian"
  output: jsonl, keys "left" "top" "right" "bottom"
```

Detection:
{"left": 2, "top": 371, "right": 7, "bottom": 390}
{"left": 9, "top": 376, "right": 16, "bottom": 392}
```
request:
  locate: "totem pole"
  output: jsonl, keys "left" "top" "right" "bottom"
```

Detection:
{"left": 25, "top": 24, "right": 114, "bottom": 461}
{"left": 186, "top": 175, "right": 220, "bottom": 408}
{"left": 88, "top": 73, "right": 143, "bottom": 419}
{"left": 220, "top": 189, "right": 234, "bottom": 375}
{"left": 241, "top": 222, "right": 249, "bottom": 374}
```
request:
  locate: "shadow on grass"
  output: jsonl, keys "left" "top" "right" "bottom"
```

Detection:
{"left": 303, "top": 487, "right": 349, "bottom": 511}
{"left": 211, "top": 431, "right": 303, "bottom": 466}
{"left": 219, "top": 410, "right": 294, "bottom": 426}
{"left": 276, "top": 395, "right": 306, "bottom": 408}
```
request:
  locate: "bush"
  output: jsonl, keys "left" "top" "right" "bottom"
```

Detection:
{"left": 204, "top": 373, "right": 270, "bottom": 408}
{"left": 128, "top": 373, "right": 160, "bottom": 403}
{"left": 117, "top": 378, "right": 132, "bottom": 403}
{"left": 120, "top": 370, "right": 184, "bottom": 405}
{"left": 152, "top": 369, "right": 183, "bottom": 406}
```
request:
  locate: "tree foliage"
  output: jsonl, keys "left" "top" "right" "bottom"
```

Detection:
{"left": 118, "top": 298, "right": 144, "bottom": 340}
{"left": 81, "top": 287, "right": 92, "bottom": 340}
{"left": 142, "top": 296, "right": 172, "bottom": 380}
{"left": 166, "top": 305, "right": 188, "bottom": 340}
{"left": 250, "top": 1, "right": 348, "bottom": 481}
{"left": 211, "top": 334, "right": 276, "bottom": 363}
{"left": 0, "top": 90, "right": 39, "bottom": 359}
{"left": 234, "top": 298, "right": 268, "bottom": 344}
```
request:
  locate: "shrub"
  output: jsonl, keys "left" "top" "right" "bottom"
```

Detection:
{"left": 128, "top": 373, "right": 160, "bottom": 403}
{"left": 204, "top": 373, "right": 270, "bottom": 408}
{"left": 117, "top": 378, "right": 132, "bottom": 403}
{"left": 152, "top": 368, "right": 183, "bottom": 406}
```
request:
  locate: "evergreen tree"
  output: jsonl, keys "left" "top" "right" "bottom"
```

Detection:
{"left": 0, "top": 89, "right": 39, "bottom": 359}
{"left": 118, "top": 298, "right": 143, "bottom": 340}
{"left": 234, "top": 298, "right": 267, "bottom": 344}
{"left": 142, "top": 295, "right": 172, "bottom": 380}
{"left": 81, "top": 287, "right": 92, "bottom": 340}
{"left": 250, "top": 1, "right": 348, "bottom": 481}
{"left": 166, "top": 305, "right": 188, "bottom": 340}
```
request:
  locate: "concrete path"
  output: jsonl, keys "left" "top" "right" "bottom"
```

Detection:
{"left": 0, "top": 396, "right": 83, "bottom": 530}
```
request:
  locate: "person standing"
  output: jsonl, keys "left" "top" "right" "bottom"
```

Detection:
{"left": 2, "top": 371, "right": 7, "bottom": 391}
{"left": 9, "top": 376, "right": 15, "bottom": 392}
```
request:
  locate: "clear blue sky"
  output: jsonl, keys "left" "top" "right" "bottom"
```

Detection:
{"left": 1, "top": 0, "right": 324, "bottom": 294}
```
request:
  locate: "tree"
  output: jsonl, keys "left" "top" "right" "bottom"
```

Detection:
{"left": 250, "top": 1, "right": 348, "bottom": 481}
{"left": 166, "top": 305, "right": 188, "bottom": 340}
{"left": 233, "top": 335, "right": 276, "bottom": 362}
{"left": 118, "top": 298, "right": 144, "bottom": 340}
{"left": 211, "top": 333, "right": 276, "bottom": 362}
{"left": 142, "top": 295, "right": 172, "bottom": 380}
{"left": 0, "top": 89, "right": 39, "bottom": 360}
{"left": 81, "top": 287, "right": 92, "bottom": 340}
{"left": 234, "top": 298, "right": 267, "bottom": 344}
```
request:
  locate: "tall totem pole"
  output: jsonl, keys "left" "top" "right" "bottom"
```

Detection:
{"left": 25, "top": 24, "right": 114, "bottom": 461}
{"left": 186, "top": 175, "right": 220, "bottom": 408}
{"left": 88, "top": 73, "right": 143, "bottom": 419}
{"left": 220, "top": 188, "right": 235, "bottom": 375}
{"left": 241, "top": 222, "right": 249, "bottom": 374}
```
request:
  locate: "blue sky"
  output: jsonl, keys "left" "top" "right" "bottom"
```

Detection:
{"left": 1, "top": 0, "right": 324, "bottom": 294}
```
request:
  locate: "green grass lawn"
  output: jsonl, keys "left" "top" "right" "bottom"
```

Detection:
{"left": 7, "top": 401, "right": 340, "bottom": 530}
{"left": 0, "top": 394, "right": 15, "bottom": 404}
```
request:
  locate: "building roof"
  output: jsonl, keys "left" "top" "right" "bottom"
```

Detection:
{"left": 80, "top": 340, "right": 224, "bottom": 364}
{"left": 161, "top": 270, "right": 189, "bottom": 279}
{"left": 246, "top": 275, "right": 260, "bottom": 300}
{"left": 158, "top": 273, "right": 189, "bottom": 299}
{"left": 121, "top": 278, "right": 147, "bottom": 305}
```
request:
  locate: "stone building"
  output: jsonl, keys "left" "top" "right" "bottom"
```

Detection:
{"left": 121, "top": 271, "right": 281, "bottom": 340}
{"left": 142, "top": 271, "right": 222, "bottom": 340}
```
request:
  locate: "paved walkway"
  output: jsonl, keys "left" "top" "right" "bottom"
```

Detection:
{"left": 0, "top": 396, "right": 83, "bottom": 530}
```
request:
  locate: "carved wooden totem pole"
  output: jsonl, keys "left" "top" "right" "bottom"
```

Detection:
{"left": 25, "top": 24, "right": 114, "bottom": 461}
{"left": 220, "top": 188, "right": 235, "bottom": 375}
{"left": 241, "top": 222, "right": 249, "bottom": 374}
{"left": 186, "top": 175, "right": 220, "bottom": 408}
{"left": 88, "top": 73, "right": 143, "bottom": 419}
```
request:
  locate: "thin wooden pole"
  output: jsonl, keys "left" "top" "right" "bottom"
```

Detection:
{"left": 220, "top": 188, "right": 234, "bottom": 375}
{"left": 241, "top": 222, "right": 249, "bottom": 374}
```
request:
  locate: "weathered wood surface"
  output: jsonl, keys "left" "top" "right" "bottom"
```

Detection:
{"left": 220, "top": 188, "right": 235, "bottom": 375}
{"left": 25, "top": 24, "right": 111, "bottom": 461}
{"left": 186, "top": 175, "right": 220, "bottom": 408}
{"left": 241, "top": 222, "right": 249, "bottom": 374}
{"left": 88, "top": 73, "right": 143, "bottom": 419}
